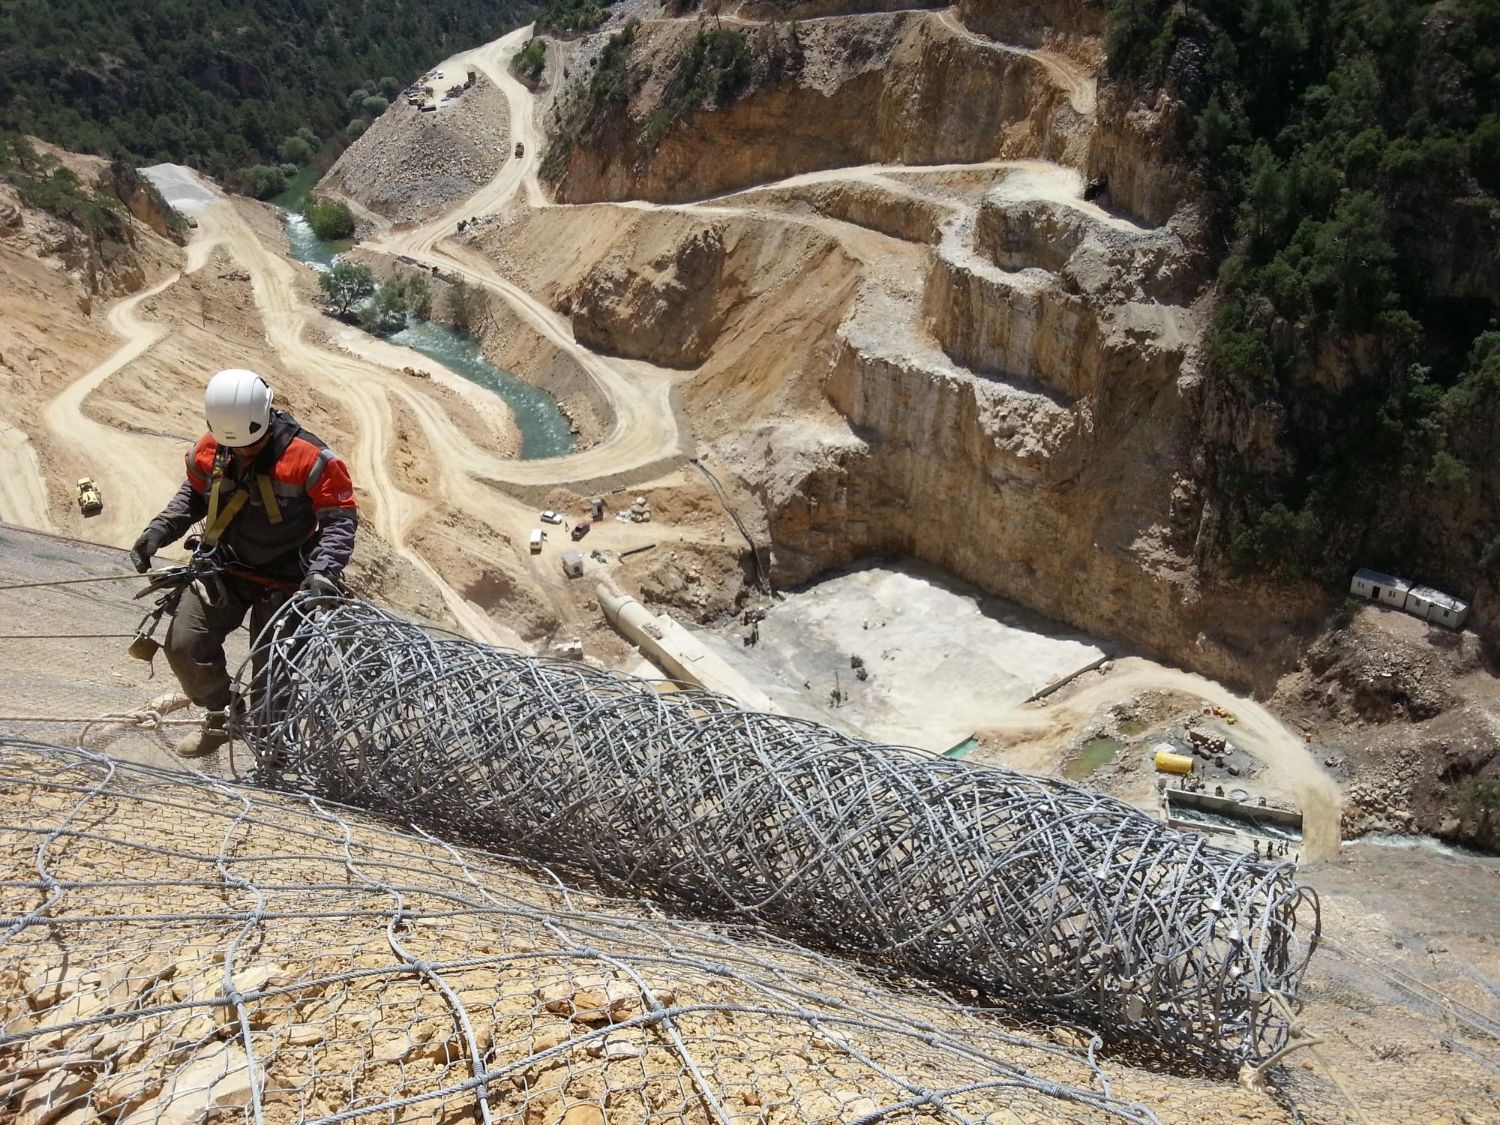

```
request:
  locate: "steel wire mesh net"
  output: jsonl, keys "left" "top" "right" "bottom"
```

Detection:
{"left": 0, "top": 738, "right": 1159, "bottom": 1124}
{"left": 234, "top": 599, "right": 1320, "bottom": 1072}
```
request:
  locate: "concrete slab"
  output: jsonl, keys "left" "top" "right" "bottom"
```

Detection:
{"left": 702, "top": 560, "right": 1108, "bottom": 753}
{"left": 140, "top": 164, "right": 221, "bottom": 211}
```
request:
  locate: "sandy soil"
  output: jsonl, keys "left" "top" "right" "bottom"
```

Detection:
{"left": 703, "top": 561, "right": 1107, "bottom": 750}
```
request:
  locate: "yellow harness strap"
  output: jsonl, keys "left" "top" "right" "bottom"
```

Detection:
{"left": 202, "top": 449, "right": 282, "bottom": 544}
{"left": 256, "top": 472, "right": 283, "bottom": 525}
{"left": 202, "top": 479, "right": 250, "bottom": 545}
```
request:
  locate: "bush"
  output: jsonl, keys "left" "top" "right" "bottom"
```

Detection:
{"left": 446, "top": 278, "right": 487, "bottom": 334}
{"left": 361, "top": 96, "right": 391, "bottom": 117}
{"left": 404, "top": 275, "right": 433, "bottom": 320}
{"left": 318, "top": 260, "right": 376, "bottom": 317}
{"left": 304, "top": 198, "right": 355, "bottom": 241}
{"left": 537, "top": 0, "right": 613, "bottom": 33}
{"left": 244, "top": 164, "right": 289, "bottom": 199}
{"left": 346, "top": 119, "right": 368, "bottom": 140}
{"left": 514, "top": 39, "right": 547, "bottom": 82}
{"left": 359, "top": 282, "right": 409, "bottom": 335}
{"left": 276, "top": 135, "right": 313, "bottom": 165}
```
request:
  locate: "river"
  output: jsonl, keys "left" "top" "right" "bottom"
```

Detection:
{"left": 275, "top": 174, "right": 574, "bottom": 459}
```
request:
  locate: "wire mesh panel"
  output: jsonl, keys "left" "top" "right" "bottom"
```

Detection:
{"left": 235, "top": 599, "right": 1320, "bottom": 1071}
{"left": 0, "top": 739, "right": 1158, "bottom": 1124}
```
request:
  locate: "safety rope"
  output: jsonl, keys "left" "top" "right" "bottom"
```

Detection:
{"left": 0, "top": 633, "right": 139, "bottom": 640}
{"left": 0, "top": 573, "right": 144, "bottom": 592}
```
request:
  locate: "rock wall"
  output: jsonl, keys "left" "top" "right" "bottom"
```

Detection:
{"left": 758, "top": 334, "right": 1330, "bottom": 690}
{"left": 556, "top": 13, "right": 1089, "bottom": 203}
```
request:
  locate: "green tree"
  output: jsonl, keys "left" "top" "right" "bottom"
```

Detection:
{"left": 0, "top": 1, "right": 533, "bottom": 184}
{"left": 446, "top": 278, "right": 487, "bottom": 334}
{"left": 318, "top": 260, "right": 375, "bottom": 317}
{"left": 244, "top": 164, "right": 288, "bottom": 199}
{"left": 304, "top": 198, "right": 355, "bottom": 240}
{"left": 359, "top": 282, "right": 409, "bottom": 335}
{"left": 404, "top": 275, "right": 432, "bottom": 319}
{"left": 276, "top": 135, "right": 313, "bottom": 165}
{"left": 361, "top": 96, "right": 390, "bottom": 117}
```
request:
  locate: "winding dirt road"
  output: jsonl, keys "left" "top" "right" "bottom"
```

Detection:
{"left": 36, "top": 227, "right": 227, "bottom": 543}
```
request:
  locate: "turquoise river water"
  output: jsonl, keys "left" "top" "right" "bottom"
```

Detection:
{"left": 276, "top": 177, "right": 574, "bottom": 459}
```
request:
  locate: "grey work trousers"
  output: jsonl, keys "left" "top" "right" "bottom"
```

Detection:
{"left": 163, "top": 578, "right": 289, "bottom": 710}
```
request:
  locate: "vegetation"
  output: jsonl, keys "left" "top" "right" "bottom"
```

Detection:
{"left": 0, "top": 131, "right": 124, "bottom": 238}
{"left": 536, "top": 0, "right": 614, "bottom": 34}
{"left": 642, "top": 28, "right": 756, "bottom": 149}
{"left": 404, "top": 274, "right": 433, "bottom": 320}
{"left": 359, "top": 282, "right": 411, "bottom": 335}
{"left": 0, "top": 0, "right": 532, "bottom": 195}
{"left": 540, "top": 20, "right": 643, "bottom": 179}
{"left": 513, "top": 40, "right": 548, "bottom": 83}
{"left": 318, "top": 261, "right": 376, "bottom": 317}
{"left": 1106, "top": 0, "right": 1500, "bottom": 588}
{"left": 304, "top": 198, "right": 356, "bottom": 241}
{"left": 445, "top": 278, "right": 489, "bottom": 334}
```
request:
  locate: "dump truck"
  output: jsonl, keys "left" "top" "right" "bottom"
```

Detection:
{"left": 76, "top": 478, "right": 103, "bottom": 516}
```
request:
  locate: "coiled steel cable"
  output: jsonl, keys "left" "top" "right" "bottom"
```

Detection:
{"left": 234, "top": 597, "right": 1320, "bottom": 1070}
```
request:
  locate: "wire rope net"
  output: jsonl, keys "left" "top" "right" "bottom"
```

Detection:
{"left": 0, "top": 738, "right": 1158, "bottom": 1124}
{"left": 234, "top": 598, "right": 1320, "bottom": 1072}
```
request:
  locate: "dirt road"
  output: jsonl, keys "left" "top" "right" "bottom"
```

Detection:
{"left": 37, "top": 227, "right": 227, "bottom": 543}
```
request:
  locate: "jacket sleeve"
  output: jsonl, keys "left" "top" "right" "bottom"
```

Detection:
{"left": 303, "top": 454, "right": 358, "bottom": 578}
{"left": 145, "top": 480, "right": 208, "bottom": 546}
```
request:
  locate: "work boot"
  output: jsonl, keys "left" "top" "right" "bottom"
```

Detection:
{"left": 176, "top": 710, "right": 230, "bottom": 758}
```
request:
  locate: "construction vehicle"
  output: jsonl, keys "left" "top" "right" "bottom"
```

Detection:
{"left": 570, "top": 520, "right": 591, "bottom": 541}
{"left": 76, "top": 478, "right": 103, "bottom": 516}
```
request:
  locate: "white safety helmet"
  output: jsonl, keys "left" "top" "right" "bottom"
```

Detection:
{"left": 204, "top": 368, "right": 274, "bottom": 447}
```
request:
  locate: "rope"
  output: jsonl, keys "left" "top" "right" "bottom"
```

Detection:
{"left": 0, "top": 633, "right": 139, "bottom": 640}
{"left": 0, "top": 572, "right": 145, "bottom": 592}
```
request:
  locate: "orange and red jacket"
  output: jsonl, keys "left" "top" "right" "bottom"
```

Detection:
{"left": 146, "top": 410, "right": 358, "bottom": 580}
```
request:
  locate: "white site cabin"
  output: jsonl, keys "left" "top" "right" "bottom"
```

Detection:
{"left": 1350, "top": 568, "right": 1470, "bottom": 629}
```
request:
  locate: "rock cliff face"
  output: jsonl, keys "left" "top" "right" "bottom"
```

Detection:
{"left": 510, "top": 0, "right": 1343, "bottom": 688}
{"left": 554, "top": 12, "right": 1090, "bottom": 204}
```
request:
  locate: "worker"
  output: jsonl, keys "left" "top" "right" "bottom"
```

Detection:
{"left": 128, "top": 369, "right": 358, "bottom": 757}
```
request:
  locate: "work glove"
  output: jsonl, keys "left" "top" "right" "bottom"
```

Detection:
{"left": 299, "top": 571, "right": 340, "bottom": 599}
{"left": 129, "top": 531, "right": 161, "bottom": 574}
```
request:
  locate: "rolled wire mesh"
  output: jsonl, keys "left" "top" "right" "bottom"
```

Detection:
{"left": 233, "top": 598, "right": 1320, "bottom": 1071}
{"left": 0, "top": 737, "right": 1159, "bottom": 1124}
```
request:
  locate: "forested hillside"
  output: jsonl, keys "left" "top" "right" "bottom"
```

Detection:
{"left": 0, "top": 0, "right": 533, "bottom": 195}
{"left": 1107, "top": 0, "right": 1500, "bottom": 604}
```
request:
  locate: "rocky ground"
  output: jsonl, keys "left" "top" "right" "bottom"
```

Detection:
{"left": 1273, "top": 604, "right": 1500, "bottom": 853}
{"left": 320, "top": 75, "right": 511, "bottom": 224}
